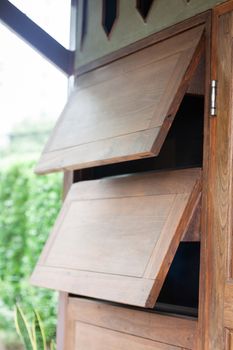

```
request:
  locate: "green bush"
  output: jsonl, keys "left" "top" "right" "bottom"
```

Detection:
{"left": 0, "top": 161, "right": 62, "bottom": 345}
{"left": 15, "top": 303, "right": 56, "bottom": 350}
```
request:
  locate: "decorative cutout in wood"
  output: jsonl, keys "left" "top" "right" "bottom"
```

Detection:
{"left": 136, "top": 0, "right": 154, "bottom": 21}
{"left": 80, "top": 0, "right": 88, "bottom": 48}
{"left": 102, "top": 0, "right": 118, "bottom": 37}
{"left": 31, "top": 168, "right": 201, "bottom": 308}
{"left": 35, "top": 25, "right": 204, "bottom": 175}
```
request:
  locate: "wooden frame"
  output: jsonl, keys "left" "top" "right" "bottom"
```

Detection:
{"left": 198, "top": 1, "right": 233, "bottom": 349}
{"left": 56, "top": 1, "right": 77, "bottom": 347}
{"left": 32, "top": 2, "right": 233, "bottom": 348}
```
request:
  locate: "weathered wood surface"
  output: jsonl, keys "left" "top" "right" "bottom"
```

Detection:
{"left": 182, "top": 195, "right": 201, "bottom": 241}
{"left": 31, "top": 168, "right": 201, "bottom": 308}
{"left": 36, "top": 26, "right": 204, "bottom": 174}
{"left": 64, "top": 297, "right": 197, "bottom": 350}
{"left": 198, "top": 3, "right": 233, "bottom": 349}
{"left": 56, "top": 172, "right": 73, "bottom": 350}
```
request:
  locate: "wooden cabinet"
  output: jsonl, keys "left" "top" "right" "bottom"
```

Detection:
{"left": 31, "top": 14, "right": 207, "bottom": 350}
{"left": 31, "top": 2, "right": 233, "bottom": 349}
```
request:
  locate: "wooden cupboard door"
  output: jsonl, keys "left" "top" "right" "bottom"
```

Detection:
{"left": 35, "top": 25, "right": 204, "bottom": 175}
{"left": 198, "top": 3, "right": 233, "bottom": 349}
{"left": 31, "top": 168, "right": 201, "bottom": 308}
{"left": 64, "top": 298, "right": 197, "bottom": 350}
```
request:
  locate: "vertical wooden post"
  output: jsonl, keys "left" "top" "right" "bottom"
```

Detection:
{"left": 56, "top": 291, "right": 69, "bottom": 350}
{"left": 56, "top": 1, "right": 77, "bottom": 348}
{"left": 198, "top": 2, "right": 233, "bottom": 348}
{"left": 56, "top": 172, "right": 74, "bottom": 350}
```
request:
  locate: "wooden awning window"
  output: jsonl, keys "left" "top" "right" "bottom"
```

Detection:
{"left": 35, "top": 25, "right": 204, "bottom": 174}
{"left": 31, "top": 168, "right": 201, "bottom": 308}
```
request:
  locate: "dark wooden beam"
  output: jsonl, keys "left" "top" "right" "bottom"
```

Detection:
{"left": 0, "top": 0, "right": 75, "bottom": 76}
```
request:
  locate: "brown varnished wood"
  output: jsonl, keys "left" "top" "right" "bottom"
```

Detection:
{"left": 74, "top": 323, "right": 183, "bottom": 350}
{"left": 223, "top": 2, "right": 233, "bottom": 292}
{"left": 225, "top": 330, "right": 233, "bottom": 350}
{"left": 224, "top": 282, "right": 233, "bottom": 328}
{"left": 187, "top": 57, "right": 205, "bottom": 96}
{"left": 35, "top": 26, "right": 204, "bottom": 175}
{"left": 229, "top": 331, "right": 232, "bottom": 350}
{"left": 56, "top": 171, "right": 74, "bottom": 350}
{"left": 198, "top": 4, "right": 233, "bottom": 349}
{"left": 182, "top": 195, "right": 201, "bottom": 242}
{"left": 197, "top": 11, "right": 212, "bottom": 350}
{"left": 213, "top": 0, "right": 233, "bottom": 16}
{"left": 151, "top": 36, "right": 204, "bottom": 156}
{"left": 31, "top": 168, "right": 201, "bottom": 308}
{"left": 64, "top": 297, "right": 197, "bottom": 350}
{"left": 145, "top": 175, "right": 201, "bottom": 307}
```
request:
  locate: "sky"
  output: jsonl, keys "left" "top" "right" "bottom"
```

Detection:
{"left": 0, "top": 0, "right": 71, "bottom": 148}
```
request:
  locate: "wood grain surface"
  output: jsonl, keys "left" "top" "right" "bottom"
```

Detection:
{"left": 35, "top": 26, "right": 204, "bottom": 174}
{"left": 64, "top": 297, "right": 197, "bottom": 350}
{"left": 31, "top": 168, "right": 201, "bottom": 307}
{"left": 198, "top": 3, "right": 233, "bottom": 349}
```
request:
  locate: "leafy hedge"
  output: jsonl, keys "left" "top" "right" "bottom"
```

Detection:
{"left": 0, "top": 161, "right": 62, "bottom": 345}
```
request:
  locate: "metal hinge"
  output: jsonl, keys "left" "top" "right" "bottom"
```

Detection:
{"left": 210, "top": 80, "right": 217, "bottom": 117}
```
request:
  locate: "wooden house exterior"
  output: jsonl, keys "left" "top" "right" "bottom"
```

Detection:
{"left": 30, "top": 1, "right": 233, "bottom": 349}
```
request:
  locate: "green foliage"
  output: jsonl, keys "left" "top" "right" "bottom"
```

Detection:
{"left": 0, "top": 161, "right": 62, "bottom": 345}
{"left": 15, "top": 304, "right": 55, "bottom": 350}
{"left": 15, "top": 305, "right": 34, "bottom": 350}
{"left": 0, "top": 118, "right": 55, "bottom": 158}
{"left": 50, "top": 340, "right": 56, "bottom": 350}
{"left": 33, "top": 310, "right": 46, "bottom": 350}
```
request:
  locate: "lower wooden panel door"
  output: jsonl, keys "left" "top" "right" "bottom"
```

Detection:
{"left": 64, "top": 297, "right": 197, "bottom": 350}
{"left": 74, "top": 322, "right": 185, "bottom": 350}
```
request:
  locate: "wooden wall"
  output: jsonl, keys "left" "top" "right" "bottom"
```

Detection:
{"left": 75, "top": 0, "right": 227, "bottom": 70}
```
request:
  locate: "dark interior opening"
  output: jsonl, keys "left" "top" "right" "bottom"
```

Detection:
{"left": 155, "top": 242, "right": 200, "bottom": 317}
{"left": 102, "top": 0, "right": 118, "bottom": 37}
{"left": 136, "top": 0, "right": 154, "bottom": 20}
{"left": 70, "top": 242, "right": 200, "bottom": 318}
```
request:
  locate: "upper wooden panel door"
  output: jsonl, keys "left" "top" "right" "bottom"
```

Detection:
{"left": 31, "top": 168, "right": 201, "bottom": 307}
{"left": 35, "top": 25, "right": 204, "bottom": 174}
